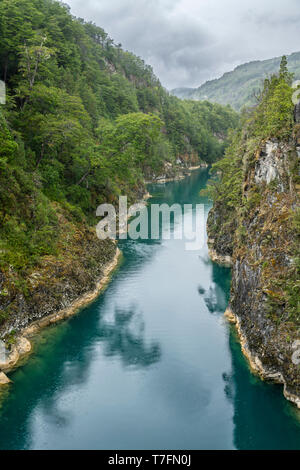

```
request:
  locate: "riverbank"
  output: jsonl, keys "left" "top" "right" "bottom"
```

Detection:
{"left": 0, "top": 247, "right": 122, "bottom": 384}
{"left": 224, "top": 307, "right": 300, "bottom": 409}
{"left": 0, "top": 165, "right": 201, "bottom": 386}
{"left": 0, "top": 187, "right": 155, "bottom": 384}
{"left": 146, "top": 163, "right": 208, "bottom": 184}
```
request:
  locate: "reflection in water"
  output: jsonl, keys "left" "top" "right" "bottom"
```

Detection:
{"left": 223, "top": 372, "right": 235, "bottom": 402}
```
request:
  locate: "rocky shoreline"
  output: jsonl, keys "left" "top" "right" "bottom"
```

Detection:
{"left": 207, "top": 243, "right": 232, "bottom": 267}
{"left": 0, "top": 247, "right": 122, "bottom": 385}
{"left": 224, "top": 307, "right": 300, "bottom": 409}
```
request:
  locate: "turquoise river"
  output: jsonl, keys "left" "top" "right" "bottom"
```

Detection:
{"left": 0, "top": 169, "right": 299, "bottom": 450}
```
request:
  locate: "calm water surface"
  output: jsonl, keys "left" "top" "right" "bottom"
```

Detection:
{"left": 0, "top": 169, "right": 299, "bottom": 450}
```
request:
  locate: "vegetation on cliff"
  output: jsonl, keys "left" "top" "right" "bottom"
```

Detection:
{"left": 206, "top": 57, "right": 300, "bottom": 401}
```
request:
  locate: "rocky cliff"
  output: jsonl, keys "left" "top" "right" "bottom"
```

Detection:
{"left": 208, "top": 111, "right": 300, "bottom": 408}
{"left": 0, "top": 209, "right": 117, "bottom": 341}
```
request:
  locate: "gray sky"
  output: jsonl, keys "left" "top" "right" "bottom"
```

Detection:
{"left": 66, "top": 0, "right": 300, "bottom": 89}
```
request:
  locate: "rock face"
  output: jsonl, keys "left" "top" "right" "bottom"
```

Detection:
{"left": 208, "top": 133, "right": 300, "bottom": 407}
{"left": 0, "top": 227, "right": 117, "bottom": 340}
{"left": 294, "top": 101, "right": 300, "bottom": 124}
{"left": 254, "top": 141, "right": 290, "bottom": 189}
{"left": 207, "top": 244, "right": 232, "bottom": 267}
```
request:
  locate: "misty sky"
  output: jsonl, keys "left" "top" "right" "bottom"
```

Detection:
{"left": 66, "top": 0, "right": 300, "bottom": 89}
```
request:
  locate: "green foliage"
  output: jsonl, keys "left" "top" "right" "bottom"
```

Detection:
{"left": 94, "top": 112, "right": 167, "bottom": 184}
{"left": 5, "top": 330, "right": 17, "bottom": 346}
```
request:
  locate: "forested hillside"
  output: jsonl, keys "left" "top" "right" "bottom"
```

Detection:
{"left": 172, "top": 52, "right": 300, "bottom": 111}
{"left": 0, "top": 0, "right": 238, "bottom": 334}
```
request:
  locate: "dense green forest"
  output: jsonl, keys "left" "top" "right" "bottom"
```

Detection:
{"left": 206, "top": 57, "right": 300, "bottom": 321}
{"left": 0, "top": 0, "right": 238, "bottom": 278}
{"left": 172, "top": 52, "right": 300, "bottom": 111}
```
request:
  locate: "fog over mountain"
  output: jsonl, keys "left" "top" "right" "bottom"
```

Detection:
{"left": 66, "top": 0, "right": 300, "bottom": 89}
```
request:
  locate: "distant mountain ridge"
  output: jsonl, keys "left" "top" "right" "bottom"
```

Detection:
{"left": 172, "top": 52, "right": 300, "bottom": 110}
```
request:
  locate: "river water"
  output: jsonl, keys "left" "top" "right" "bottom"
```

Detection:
{"left": 0, "top": 168, "right": 299, "bottom": 450}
